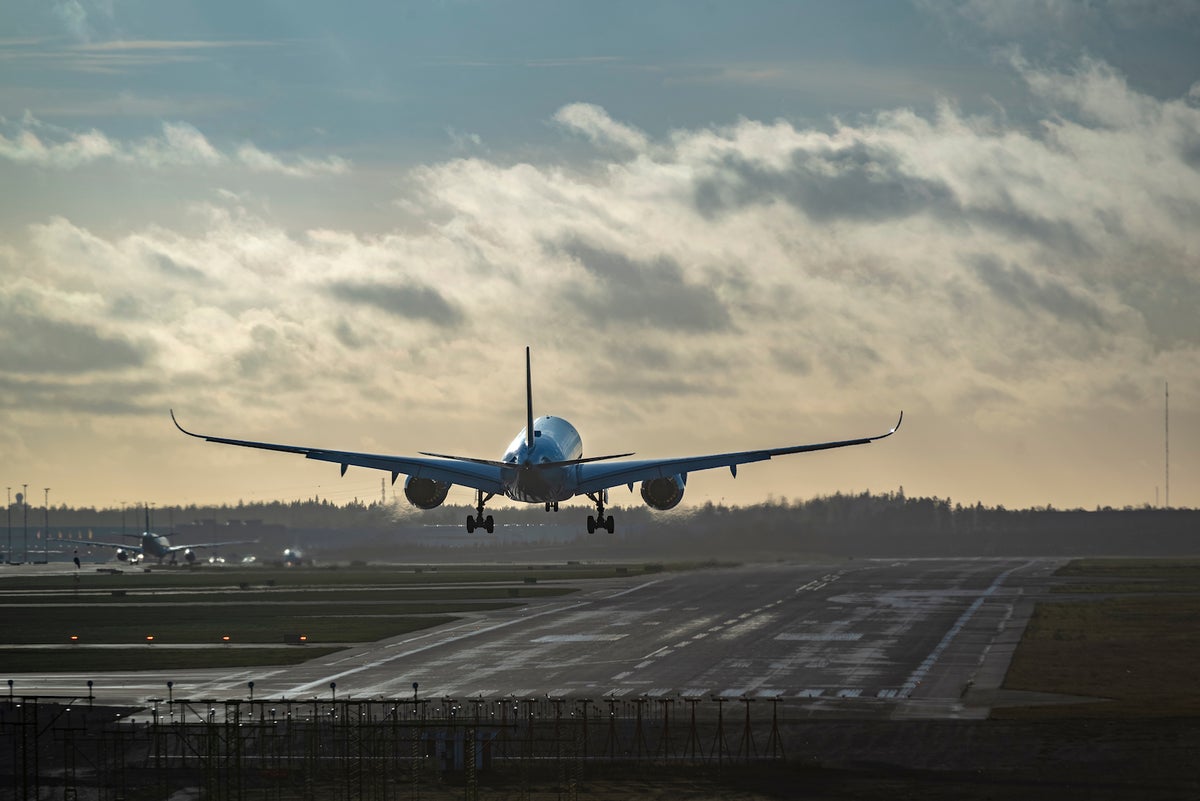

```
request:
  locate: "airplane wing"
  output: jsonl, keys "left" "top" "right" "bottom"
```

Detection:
{"left": 574, "top": 412, "right": 903, "bottom": 496}
{"left": 164, "top": 539, "right": 258, "bottom": 554}
{"left": 171, "top": 411, "right": 506, "bottom": 494}
{"left": 61, "top": 538, "right": 142, "bottom": 554}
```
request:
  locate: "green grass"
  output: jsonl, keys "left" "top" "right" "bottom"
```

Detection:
{"left": 996, "top": 558, "right": 1200, "bottom": 719}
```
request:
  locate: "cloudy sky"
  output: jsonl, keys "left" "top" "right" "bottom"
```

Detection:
{"left": 2, "top": 0, "right": 1198, "bottom": 514}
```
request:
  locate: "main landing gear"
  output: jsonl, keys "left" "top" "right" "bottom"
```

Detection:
{"left": 466, "top": 489, "right": 495, "bottom": 533}
{"left": 586, "top": 491, "right": 615, "bottom": 534}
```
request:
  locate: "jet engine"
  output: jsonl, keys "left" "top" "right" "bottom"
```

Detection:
{"left": 640, "top": 475, "right": 686, "bottom": 510}
{"left": 404, "top": 477, "right": 451, "bottom": 509}
{"left": 183, "top": 549, "right": 197, "bottom": 563}
{"left": 116, "top": 548, "right": 131, "bottom": 562}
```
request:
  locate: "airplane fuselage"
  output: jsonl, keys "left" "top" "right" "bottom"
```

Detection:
{"left": 501, "top": 415, "right": 583, "bottom": 503}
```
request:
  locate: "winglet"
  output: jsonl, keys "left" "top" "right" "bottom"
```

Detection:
{"left": 525, "top": 347, "right": 535, "bottom": 451}
{"left": 891, "top": 411, "right": 903, "bottom": 435}
{"left": 170, "top": 409, "right": 203, "bottom": 439}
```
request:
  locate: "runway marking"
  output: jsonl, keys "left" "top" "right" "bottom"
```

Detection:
{"left": 898, "top": 563, "right": 1026, "bottom": 699}
{"left": 798, "top": 689, "right": 824, "bottom": 697}
{"left": 835, "top": 689, "right": 862, "bottom": 698}
{"left": 277, "top": 580, "right": 677, "bottom": 697}
{"left": 604, "top": 580, "right": 665, "bottom": 599}
{"left": 646, "top": 688, "right": 672, "bottom": 697}
{"left": 680, "top": 688, "right": 707, "bottom": 697}
{"left": 281, "top": 600, "right": 590, "bottom": 696}
{"left": 611, "top": 672, "right": 632, "bottom": 681}
{"left": 776, "top": 633, "right": 863, "bottom": 642}
{"left": 635, "top": 660, "right": 655, "bottom": 669}
{"left": 531, "top": 634, "right": 627, "bottom": 643}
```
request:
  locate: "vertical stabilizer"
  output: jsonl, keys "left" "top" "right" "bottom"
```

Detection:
{"left": 525, "top": 347, "right": 535, "bottom": 450}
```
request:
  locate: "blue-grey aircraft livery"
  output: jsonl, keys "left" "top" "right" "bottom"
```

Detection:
{"left": 172, "top": 348, "right": 902, "bottom": 533}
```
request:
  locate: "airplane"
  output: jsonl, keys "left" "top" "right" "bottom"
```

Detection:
{"left": 65, "top": 508, "right": 256, "bottom": 564}
{"left": 172, "top": 348, "right": 901, "bottom": 534}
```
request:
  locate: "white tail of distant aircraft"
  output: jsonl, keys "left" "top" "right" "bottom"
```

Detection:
{"left": 173, "top": 348, "right": 901, "bottom": 533}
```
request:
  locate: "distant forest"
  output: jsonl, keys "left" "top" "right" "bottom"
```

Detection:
{"left": 15, "top": 490, "right": 1199, "bottom": 560}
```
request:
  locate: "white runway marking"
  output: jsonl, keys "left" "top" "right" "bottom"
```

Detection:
{"left": 776, "top": 633, "right": 863, "bottom": 641}
{"left": 531, "top": 634, "right": 627, "bottom": 643}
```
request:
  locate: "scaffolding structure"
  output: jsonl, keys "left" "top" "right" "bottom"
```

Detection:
{"left": 1, "top": 693, "right": 786, "bottom": 800}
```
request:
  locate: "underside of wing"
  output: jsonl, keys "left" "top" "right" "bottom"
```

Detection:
{"left": 575, "top": 412, "right": 902, "bottom": 495}
{"left": 171, "top": 411, "right": 506, "bottom": 495}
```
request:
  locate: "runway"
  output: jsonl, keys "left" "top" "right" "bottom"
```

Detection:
{"left": 2, "top": 557, "right": 1060, "bottom": 719}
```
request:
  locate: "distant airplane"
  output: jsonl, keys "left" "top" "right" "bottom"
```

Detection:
{"left": 66, "top": 508, "right": 256, "bottom": 564}
{"left": 173, "top": 348, "right": 901, "bottom": 533}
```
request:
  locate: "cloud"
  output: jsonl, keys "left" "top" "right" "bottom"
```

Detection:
{"left": 0, "top": 116, "right": 350, "bottom": 176}
{"left": 554, "top": 103, "right": 650, "bottom": 154}
{"left": 919, "top": 0, "right": 1200, "bottom": 37}
{"left": 0, "top": 290, "right": 150, "bottom": 375}
{"left": 329, "top": 281, "right": 465, "bottom": 327}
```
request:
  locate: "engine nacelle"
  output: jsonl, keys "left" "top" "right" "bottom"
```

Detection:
{"left": 183, "top": 549, "right": 197, "bottom": 563}
{"left": 641, "top": 475, "right": 686, "bottom": 511}
{"left": 116, "top": 549, "right": 130, "bottom": 562}
{"left": 404, "top": 477, "right": 451, "bottom": 510}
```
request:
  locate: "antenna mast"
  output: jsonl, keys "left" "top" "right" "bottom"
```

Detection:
{"left": 1165, "top": 381, "right": 1169, "bottom": 509}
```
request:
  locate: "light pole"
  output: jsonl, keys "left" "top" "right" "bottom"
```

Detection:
{"left": 43, "top": 488, "right": 50, "bottom": 563}
{"left": 5, "top": 487, "right": 10, "bottom": 564}
{"left": 21, "top": 483, "right": 27, "bottom": 563}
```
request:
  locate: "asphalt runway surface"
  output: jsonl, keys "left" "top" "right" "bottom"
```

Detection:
{"left": 2, "top": 557, "right": 1061, "bottom": 719}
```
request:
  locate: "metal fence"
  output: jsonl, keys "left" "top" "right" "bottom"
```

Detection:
{"left": 2, "top": 694, "right": 786, "bottom": 800}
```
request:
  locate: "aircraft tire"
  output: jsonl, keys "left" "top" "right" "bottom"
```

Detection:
{"left": 587, "top": 515, "right": 596, "bottom": 534}
{"left": 466, "top": 516, "right": 476, "bottom": 533}
{"left": 485, "top": 515, "right": 494, "bottom": 533}
{"left": 605, "top": 516, "right": 615, "bottom": 534}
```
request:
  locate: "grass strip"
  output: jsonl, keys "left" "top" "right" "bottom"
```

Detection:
{"left": 997, "top": 571, "right": 1200, "bottom": 718}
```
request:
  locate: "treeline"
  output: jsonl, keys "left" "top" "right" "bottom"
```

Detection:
{"left": 17, "top": 490, "right": 1199, "bottom": 559}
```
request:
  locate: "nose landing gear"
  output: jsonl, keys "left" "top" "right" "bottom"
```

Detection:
{"left": 466, "top": 489, "right": 495, "bottom": 533}
{"left": 586, "top": 491, "right": 615, "bottom": 534}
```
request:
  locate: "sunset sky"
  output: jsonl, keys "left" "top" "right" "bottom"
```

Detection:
{"left": 2, "top": 1, "right": 1198, "bottom": 513}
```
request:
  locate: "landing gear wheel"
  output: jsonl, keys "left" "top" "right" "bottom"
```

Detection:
{"left": 585, "top": 491, "right": 614, "bottom": 534}
{"left": 465, "top": 489, "right": 497, "bottom": 533}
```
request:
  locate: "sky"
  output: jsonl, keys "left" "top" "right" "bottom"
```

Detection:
{"left": 2, "top": 0, "right": 1198, "bottom": 514}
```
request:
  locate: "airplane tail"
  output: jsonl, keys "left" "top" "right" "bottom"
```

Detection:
{"left": 525, "top": 346, "right": 534, "bottom": 450}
